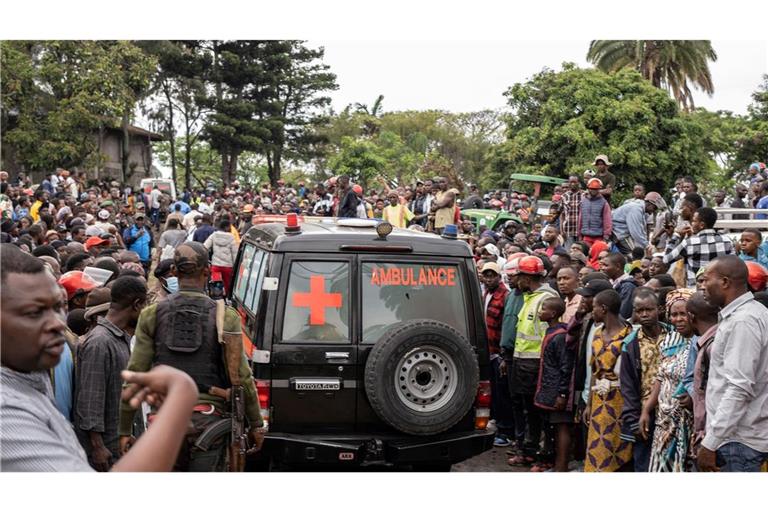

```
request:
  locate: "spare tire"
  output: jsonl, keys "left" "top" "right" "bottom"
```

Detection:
{"left": 364, "top": 320, "right": 479, "bottom": 436}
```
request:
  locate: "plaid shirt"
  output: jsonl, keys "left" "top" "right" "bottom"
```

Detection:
{"left": 560, "top": 190, "right": 584, "bottom": 238}
{"left": 74, "top": 317, "right": 132, "bottom": 461}
{"left": 484, "top": 283, "right": 509, "bottom": 355}
{"left": 663, "top": 229, "right": 735, "bottom": 286}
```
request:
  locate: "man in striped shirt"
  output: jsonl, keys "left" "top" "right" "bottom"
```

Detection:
{"left": 663, "top": 207, "right": 735, "bottom": 287}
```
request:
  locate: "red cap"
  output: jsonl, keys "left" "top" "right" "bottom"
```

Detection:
{"left": 58, "top": 271, "right": 98, "bottom": 300}
{"left": 745, "top": 261, "right": 768, "bottom": 292}
{"left": 85, "top": 236, "right": 110, "bottom": 251}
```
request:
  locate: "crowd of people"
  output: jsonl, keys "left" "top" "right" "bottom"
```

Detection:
{"left": 1, "top": 153, "right": 768, "bottom": 472}
{"left": 473, "top": 156, "right": 768, "bottom": 472}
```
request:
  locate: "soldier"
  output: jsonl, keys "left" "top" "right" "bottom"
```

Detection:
{"left": 117, "top": 242, "right": 265, "bottom": 471}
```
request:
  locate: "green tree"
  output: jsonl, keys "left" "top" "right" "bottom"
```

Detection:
{"left": 1, "top": 41, "right": 155, "bottom": 177}
{"left": 742, "top": 75, "right": 768, "bottom": 173}
{"left": 587, "top": 40, "right": 717, "bottom": 111}
{"left": 258, "top": 41, "right": 337, "bottom": 187}
{"left": 488, "top": 63, "right": 714, "bottom": 200}
{"left": 326, "top": 136, "right": 388, "bottom": 187}
{"left": 154, "top": 137, "right": 269, "bottom": 189}
{"left": 139, "top": 40, "right": 209, "bottom": 191}
{"left": 196, "top": 40, "right": 336, "bottom": 187}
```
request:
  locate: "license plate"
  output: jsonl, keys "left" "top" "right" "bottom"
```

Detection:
{"left": 293, "top": 379, "right": 341, "bottom": 391}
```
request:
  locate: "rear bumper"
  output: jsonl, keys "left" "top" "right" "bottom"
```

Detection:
{"left": 258, "top": 429, "right": 494, "bottom": 468}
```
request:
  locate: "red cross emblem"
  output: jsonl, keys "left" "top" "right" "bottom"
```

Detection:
{"left": 291, "top": 275, "right": 343, "bottom": 325}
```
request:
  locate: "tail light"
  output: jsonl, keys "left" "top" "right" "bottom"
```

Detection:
{"left": 255, "top": 379, "right": 271, "bottom": 424}
{"left": 474, "top": 380, "right": 491, "bottom": 430}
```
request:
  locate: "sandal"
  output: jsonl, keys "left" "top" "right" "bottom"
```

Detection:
{"left": 530, "top": 462, "right": 553, "bottom": 472}
{"left": 507, "top": 455, "right": 535, "bottom": 466}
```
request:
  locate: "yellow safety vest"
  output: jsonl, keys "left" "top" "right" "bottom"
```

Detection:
{"left": 514, "top": 286, "right": 558, "bottom": 358}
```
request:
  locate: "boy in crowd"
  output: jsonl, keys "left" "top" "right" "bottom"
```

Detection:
{"left": 533, "top": 297, "right": 573, "bottom": 472}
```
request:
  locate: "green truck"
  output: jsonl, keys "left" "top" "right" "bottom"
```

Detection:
{"left": 461, "top": 174, "right": 567, "bottom": 233}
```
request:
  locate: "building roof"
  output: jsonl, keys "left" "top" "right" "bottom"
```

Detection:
{"left": 103, "top": 124, "right": 164, "bottom": 141}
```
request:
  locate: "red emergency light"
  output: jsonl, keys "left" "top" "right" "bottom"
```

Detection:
{"left": 285, "top": 212, "right": 301, "bottom": 233}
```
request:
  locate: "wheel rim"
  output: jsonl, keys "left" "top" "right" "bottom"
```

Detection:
{"left": 394, "top": 345, "right": 459, "bottom": 412}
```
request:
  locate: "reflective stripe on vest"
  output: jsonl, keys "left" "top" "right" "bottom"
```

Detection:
{"left": 514, "top": 288, "right": 558, "bottom": 356}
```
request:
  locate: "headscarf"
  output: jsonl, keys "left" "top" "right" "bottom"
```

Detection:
{"left": 587, "top": 240, "right": 609, "bottom": 270}
{"left": 665, "top": 288, "right": 694, "bottom": 316}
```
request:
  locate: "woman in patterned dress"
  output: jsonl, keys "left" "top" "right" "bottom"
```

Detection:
{"left": 646, "top": 289, "right": 694, "bottom": 472}
{"left": 584, "top": 289, "right": 633, "bottom": 472}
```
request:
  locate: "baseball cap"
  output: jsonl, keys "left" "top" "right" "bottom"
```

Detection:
{"left": 480, "top": 261, "right": 502, "bottom": 275}
{"left": 134, "top": 212, "right": 146, "bottom": 219}
{"left": 575, "top": 279, "right": 613, "bottom": 297}
{"left": 482, "top": 244, "right": 500, "bottom": 257}
{"left": 85, "top": 236, "right": 110, "bottom": 251}
{"left": 85, "top": 226, "right": 102, "bottom": 237}
{"left": 153, "top": 258, "right": 175, "bottom": 279}
{"left": 58, "top": 271, "right": 98, "bottom": 300}
{"left": 174, "top": 242, "right": 209, "bottom": 275}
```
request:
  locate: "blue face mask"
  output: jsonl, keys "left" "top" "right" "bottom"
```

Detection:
{"left": 163, "top": 276, "right": 179, "bottom": 294}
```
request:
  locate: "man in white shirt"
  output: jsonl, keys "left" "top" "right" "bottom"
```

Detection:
{"left": 149, "top": 186, "right": 163, "bottom": 228}
{"left": 182, "top": 208, "right": 202, "bottom": 231}
{"left": 698, "top": 255, "right": 768, "bottom": 472}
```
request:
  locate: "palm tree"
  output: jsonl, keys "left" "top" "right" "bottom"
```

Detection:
{"left": 354, "top": 94, "right": 385, "bottom": 117}
{"left": 587, "top": 40, "right": 718, "bottom": 111}
{"left": 353, "top": 94, "right": 384, "bottom": 137}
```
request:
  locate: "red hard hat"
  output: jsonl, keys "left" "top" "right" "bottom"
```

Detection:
{"left": 352, "top": 184, "right": 363, "bottom": 195}
{"left": 745, "top": 261, "right": 768, "bottom": 292}
{"left": 517, "top": 255, "right": 546, "bottom": 276}
{"left": 58, "top": 271, "right": 98, "bottom": 300}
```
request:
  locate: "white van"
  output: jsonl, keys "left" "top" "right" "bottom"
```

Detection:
{"left": 139, "top": 178, "right": 177, "bottom": 201}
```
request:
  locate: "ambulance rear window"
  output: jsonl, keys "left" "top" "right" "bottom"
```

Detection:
{"left": 361, "top": 262, "right": 468, "bottom": 343}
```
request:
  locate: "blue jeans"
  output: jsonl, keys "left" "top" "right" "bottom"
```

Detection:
{"left": 633, "top": 438, "right": 652, "bottom": 472}
{"left": 716, "top": 442, "right": 768, "bottom": 472}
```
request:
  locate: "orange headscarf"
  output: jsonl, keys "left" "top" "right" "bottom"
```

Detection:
{"left": 588, "top": 240, "right": 609, "bottom": 270}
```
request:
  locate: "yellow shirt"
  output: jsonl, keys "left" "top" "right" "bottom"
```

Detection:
{"left": 383, "top": 204, "right": 414, "bottom": 228}
{"left": 30, "top": 200, "right": 43, "bottom": 222}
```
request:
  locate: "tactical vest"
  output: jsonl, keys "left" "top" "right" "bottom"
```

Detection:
{"left": 153, "top": 293, "right": 230, "bottom": 393}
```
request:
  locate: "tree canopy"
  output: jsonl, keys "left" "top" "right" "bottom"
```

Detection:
{"left": 1, "top": 41, "right": 156, "bottom": 174}
{"left": 587, "top": 40, "right": 717, "bottom": 112}
{"left": 487, "top": 63, "right": 715, "bottom": 198}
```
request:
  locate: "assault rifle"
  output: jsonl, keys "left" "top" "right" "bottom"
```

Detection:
{"left": 217, "top": 300, "right": 247, "bottom": 472}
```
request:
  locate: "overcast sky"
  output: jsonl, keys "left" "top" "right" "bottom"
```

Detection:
{"left": 315, "top": 40, "right": 767, "bottom": 115}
